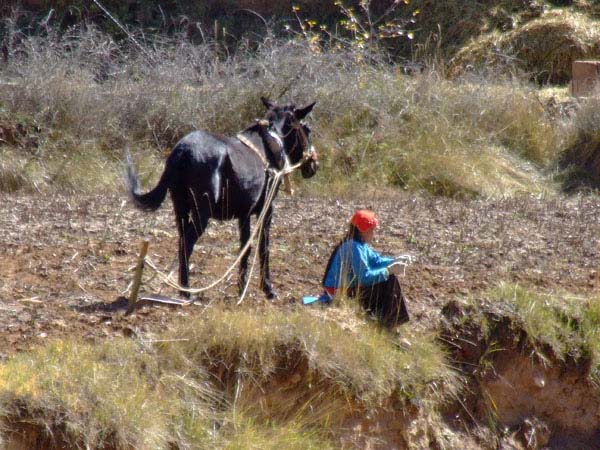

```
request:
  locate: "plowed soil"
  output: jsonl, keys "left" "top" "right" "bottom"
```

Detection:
{"left": 1, "top": 191, "right": 599, "bottom": 359}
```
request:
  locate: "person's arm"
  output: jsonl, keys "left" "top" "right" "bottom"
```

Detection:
{"left": 350, "top": 241, "right": 390, "bottom": 286}
{"left": 369, "top": 249, "right": 394, "bottom": 269}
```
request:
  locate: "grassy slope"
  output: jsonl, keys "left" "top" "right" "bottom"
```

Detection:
{"left": 0, "top": 304, "right": 456, "bottom": 449}
{"left": 2, "top": 285, "right": 600, "bottom": 448}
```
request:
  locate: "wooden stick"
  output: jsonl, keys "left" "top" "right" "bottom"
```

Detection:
{"left": 127, "top": 240, "right": 149, "bottom": 314}
{"left": 283, "top": 173, "right": 294, "bottom": 196}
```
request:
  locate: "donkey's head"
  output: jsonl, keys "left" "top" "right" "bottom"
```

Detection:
{"left": 261, "top": 97, "right": 319, "bottom": 178}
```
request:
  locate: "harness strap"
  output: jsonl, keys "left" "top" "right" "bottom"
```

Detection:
{"left": 236, "top": 133, "right": 269, "bottom": 168}
{"left": 236, "top": 131, "right": 294, "bottom": 195}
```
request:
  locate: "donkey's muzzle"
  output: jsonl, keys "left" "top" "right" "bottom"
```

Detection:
{"left": 301, "top": 147, "right": 319, "bottom": 178}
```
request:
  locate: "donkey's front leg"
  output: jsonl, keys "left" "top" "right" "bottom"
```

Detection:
{"left": 258, "top": 207, "right": 277, "bottom": 299}
{"left": 238, "top": 217, "right": 252, "bottom": 296}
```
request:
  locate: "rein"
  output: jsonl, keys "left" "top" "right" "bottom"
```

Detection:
{"left": 279, "top": 119, "right": 316, "bottom": 163}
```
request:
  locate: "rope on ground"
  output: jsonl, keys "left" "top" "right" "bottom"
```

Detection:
{"left": 142, "top": 160, "right": 303, "bottom": 303}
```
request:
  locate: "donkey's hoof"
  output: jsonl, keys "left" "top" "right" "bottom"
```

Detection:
{"left": 265, "top": 290, "right": 278, "bottom": 300}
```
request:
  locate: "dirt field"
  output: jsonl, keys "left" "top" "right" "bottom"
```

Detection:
{"left": 1, "top": 190, "right": 599, "bottom": 360}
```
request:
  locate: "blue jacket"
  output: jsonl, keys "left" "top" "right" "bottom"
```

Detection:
{"left": 323, "top": 238, "right": 394, "bottom": 289}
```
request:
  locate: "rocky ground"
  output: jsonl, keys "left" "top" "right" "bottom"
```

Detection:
{"left": 1, "top": 190, "right": 599, "bottom": 359}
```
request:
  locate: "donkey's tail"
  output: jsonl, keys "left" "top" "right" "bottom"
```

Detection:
{"left": 125, "top": 151, "right": 170, "bottom": 211}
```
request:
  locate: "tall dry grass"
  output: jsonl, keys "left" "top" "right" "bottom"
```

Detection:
{"left": 0, "top": 24, "right": 566, "bottom": 197}
{"left": 559, "top": 94, "right": 600, "bottom": 191}
{"left": 314, "top": 68, "right": 563, "bottom": 197}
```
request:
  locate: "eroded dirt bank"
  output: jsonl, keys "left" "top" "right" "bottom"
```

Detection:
{"left": 442, "top": 299, "right": 600, "bottom": 450}
{"left": 1, "top": 191, "right": 600, "bottom": 449}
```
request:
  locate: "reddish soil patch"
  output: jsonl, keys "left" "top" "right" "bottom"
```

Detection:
{"left": 1, "top": 191, "right": 599, "bottom": 358}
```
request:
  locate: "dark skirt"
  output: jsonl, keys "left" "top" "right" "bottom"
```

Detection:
{"left": 358, "top": 275, "right": 410, "bottom": 327}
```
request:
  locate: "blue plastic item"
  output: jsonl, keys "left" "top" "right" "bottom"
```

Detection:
{"left": 302, "top": 294, "right": 332, "bottom": 305}
{"left": 302, "top": 296, "right": 319, "bottom": 305}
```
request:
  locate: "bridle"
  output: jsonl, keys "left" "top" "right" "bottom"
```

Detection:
{"left": 236, "top": 114, "right": 318, "bottom": 191}
{"left": 270, "top": 114, "right": 317, "bottom": 169}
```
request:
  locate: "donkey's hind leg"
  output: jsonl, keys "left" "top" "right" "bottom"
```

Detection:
{"left": 237, "top": 217, "right": 252, "bottom": 297}
{"left": 175, "top": 203, "right": 208, "bottom": 299}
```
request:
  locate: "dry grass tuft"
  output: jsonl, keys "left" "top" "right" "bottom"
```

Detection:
{"left": 406, "top": 0, "right": 546, "bottom": 56}
{"left": 449, "top": 10, "right": 600, "bottom": 83}
{"left": 559, "top": 95, "right": 600, "bottom": 191}
{"left": 215, "top": 414, "right": 336, "bottom": 450}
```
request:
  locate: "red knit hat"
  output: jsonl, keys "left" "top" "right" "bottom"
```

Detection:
{"left": 351, "top": 209, "right": 379, "bottom": 232}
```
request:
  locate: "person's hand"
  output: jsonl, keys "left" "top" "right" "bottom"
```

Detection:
{"left": 395, "top": 254, "right": 415, "bottom": 264}
{"left": 387, "top": 262, "right": 405, "bottom": 275}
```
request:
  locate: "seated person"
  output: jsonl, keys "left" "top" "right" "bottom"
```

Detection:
{"left": 320, "top": 209, "right": 409, "bottom": 327}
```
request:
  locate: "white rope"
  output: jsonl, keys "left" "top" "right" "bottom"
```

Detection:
{"left": 142, "top": 160, "right": 303, "bottom": 302}
{"left": 392, "top": 254, "right": 416, "bottom": 277}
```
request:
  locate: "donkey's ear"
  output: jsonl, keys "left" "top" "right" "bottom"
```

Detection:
{"left": 261, "top": 97, "right": 275, "bottom": 110}
{"left": 294, "top": 101, "right": 316, "bottom": 120}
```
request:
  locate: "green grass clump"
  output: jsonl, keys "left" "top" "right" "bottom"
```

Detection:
{"left": 489, "top": 282, "right": 600, "bottom": 367}
{"left": 159, "top": 305, "right": 455, "bottom": 409}
{"left": 0, "top": 340, "right": 191, "bottom": 449}
{"left": 490, "top": 283, "right": 577, "bottom": 358}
